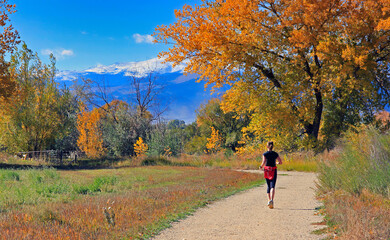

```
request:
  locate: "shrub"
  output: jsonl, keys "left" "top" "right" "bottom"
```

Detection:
{"left": 147, "top": 124, "right": 185, "bottom": 157}
{"left": 317, "top": 126, "right": 390, "bottom": 239}
{"left": 318, "top": 127, "right": 390, "bottom": 197}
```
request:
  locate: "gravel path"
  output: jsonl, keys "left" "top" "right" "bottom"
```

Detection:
{"left": 153, "top": 171, "right": 325, "bottom": 240}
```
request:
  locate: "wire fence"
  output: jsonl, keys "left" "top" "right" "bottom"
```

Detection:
{"left": 15, "top": 150, "right": 84, "bottom": 165}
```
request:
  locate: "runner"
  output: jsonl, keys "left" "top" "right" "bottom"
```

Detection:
{"left": 260, "top": 141, "right": 282, "bottom": 209}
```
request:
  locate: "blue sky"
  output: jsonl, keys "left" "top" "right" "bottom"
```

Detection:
{"left": 12, "top": 0, "right": 201, "bottom": 71}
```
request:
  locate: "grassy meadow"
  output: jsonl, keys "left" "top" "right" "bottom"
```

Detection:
{"left": 0, "top": 165, "right": 262, "bottom": 239}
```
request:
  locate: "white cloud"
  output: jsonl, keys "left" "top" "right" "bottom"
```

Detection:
{"left": 133, "top": 33, "right": 155, "bottom": 44}
{"left": 42, "top": 48, "right": 74, "bottom": 60}
{"left": 61, "top": 49, "right": 74, "bottom": 56}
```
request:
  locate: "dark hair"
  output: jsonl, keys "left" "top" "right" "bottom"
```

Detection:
{"left": 267, "top": 141, "right": 274, "bottom": 150}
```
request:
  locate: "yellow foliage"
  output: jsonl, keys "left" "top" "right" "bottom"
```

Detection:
{"left": 134, "top": 137, "right": 148, "bottom": 156}
{"left": 206, "top": 126, "right": 222, "bottom": 153}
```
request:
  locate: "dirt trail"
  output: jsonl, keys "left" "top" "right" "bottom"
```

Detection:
{"left": 153, "top": 171, "right": 325, "bottom": 240}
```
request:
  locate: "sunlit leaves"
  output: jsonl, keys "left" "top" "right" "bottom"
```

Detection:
{"left": 134, "top": 137, "right": 148, "bottom": 157}
{"left": 76, "top": 104, "right": 105, "bottom": 158}
{"left": 206, "top": 126, "right": 222, "bottom": 153}
{"left": 155, "top": 0, "right": 390, "bottom": 150}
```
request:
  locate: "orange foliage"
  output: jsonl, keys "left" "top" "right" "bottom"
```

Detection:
{"left": 375, "top": 110, "right": 390, "bottom": 130}
{"left": 156, "top": 0, "right": 390, "bottom": 84}
{"left": 155, "top": 0, "right": 390, "bottom": 144}
{"left": 0, "top": 0, "right": 20, "bottom": 100}
{"left": 76, "top": 104, "right": 105, "bottom": 158}
{"left": 0, "top": 0, "right": 19, "bottom": 55}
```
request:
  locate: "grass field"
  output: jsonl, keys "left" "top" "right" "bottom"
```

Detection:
{"left": 0, "top": 166, "right": 262, "bottom": 239}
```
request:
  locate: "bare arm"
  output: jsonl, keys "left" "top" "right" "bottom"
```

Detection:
{"left": 276, "top": 156, "right": 282, "bottom": 165}
{"left": 260, "top": 155, "right": 267, "bottom": 169}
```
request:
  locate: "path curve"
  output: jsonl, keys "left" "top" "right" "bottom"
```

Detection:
{"left": 153, "top": 171, "right": 324, "bottom": 240}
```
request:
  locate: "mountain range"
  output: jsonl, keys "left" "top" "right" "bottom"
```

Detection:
{"left": 56, "top": 58, "right": 226, "bottom": 123}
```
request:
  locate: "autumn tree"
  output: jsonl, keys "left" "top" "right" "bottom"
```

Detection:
{"left": 134, "top": 137, "right": 148, "bottom": 156}
{"left": 77, "top": 104, "right": 105, "bottom": 158}
{"left": 206, "top": 126, "right": 222, "bottom": 153}
{"left": 0, "top": 44, "right": 74, "bottom": 152}
{"left": 155, "top": 0, "right": 390, "bottom": 150}
{"left": 73, "top": 77, "right": 121, "bottom": 124}
{"left": 0, "top": 0, "right": 19, "bottom": 101}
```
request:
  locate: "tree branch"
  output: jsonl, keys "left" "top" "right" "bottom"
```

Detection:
{"left": 253, "top": 63, "right": 282, "bottom": 88}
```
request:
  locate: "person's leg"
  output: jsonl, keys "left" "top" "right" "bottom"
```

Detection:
{"left": 266, "top": 179, "right": 271, "bottom": 201}
{"left": 270, "top": 188, "right": 275, "bottom": 200}
{"left": 270, "top": 170, "right": 277, "bottom": 201}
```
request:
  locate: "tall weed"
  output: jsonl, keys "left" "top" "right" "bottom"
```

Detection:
{"left": 318, "top": 127, "right": 390, "bottom": 197}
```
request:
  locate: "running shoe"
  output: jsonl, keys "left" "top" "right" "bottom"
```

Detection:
{"left": 268, "top": 200, "right": 274, "bottom": 209}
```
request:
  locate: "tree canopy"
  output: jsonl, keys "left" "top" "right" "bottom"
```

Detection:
{"left": 0, "top": 0, "right": 19, "bottom": 101}
{"left": 155, "top": 0, "right": 390, "bottom": 149}
{"left": 0, "top": 44, "right": 75, "bottom": 152}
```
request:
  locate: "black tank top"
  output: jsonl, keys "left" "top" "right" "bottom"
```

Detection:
{"left": 263, "top": 151, "right": 279, "bottom": 167}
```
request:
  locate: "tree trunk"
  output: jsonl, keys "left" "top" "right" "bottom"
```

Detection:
{"left": 311, "top": 88, "right": 323, "bottom": 140}
{"left": 302, "top": 88, "right": 323, "bottom": 141}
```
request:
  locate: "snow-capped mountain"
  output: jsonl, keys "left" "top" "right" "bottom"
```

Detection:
{"left": 55, "top": 58, "right": 225, "bottom": 123}
{"left": 57, "top": 58, "right": 189, "bottom": 81}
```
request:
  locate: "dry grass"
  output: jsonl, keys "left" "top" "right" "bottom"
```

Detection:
{"left": 0, "top": 152, "right": 45, "bottom": 166}
{"left": 167, "top": 150, "right": 320, "bottom": 172}
{"left": 0, "top": 166, "right": 262, "bottom": 239}
{"left": 321, "top": 189, "right": 390, "bottom": 240}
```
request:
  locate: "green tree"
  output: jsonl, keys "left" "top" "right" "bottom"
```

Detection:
{"left": 100, "top": 100, "right": 150, "bottom": 157}
{"left": 147, "top": 122, "right": 186, "bottom": 157}
{"left": 53, "top": 86, "right": 79, "bottom": 152}
{"left": 0, "top": 44, "right": 73, "bottom": 152}
{"left": 183, "top": 122, "right": 207, "bottom": 155}
{"left": 196, "top": 98, "right": 250, "bottom": 151}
